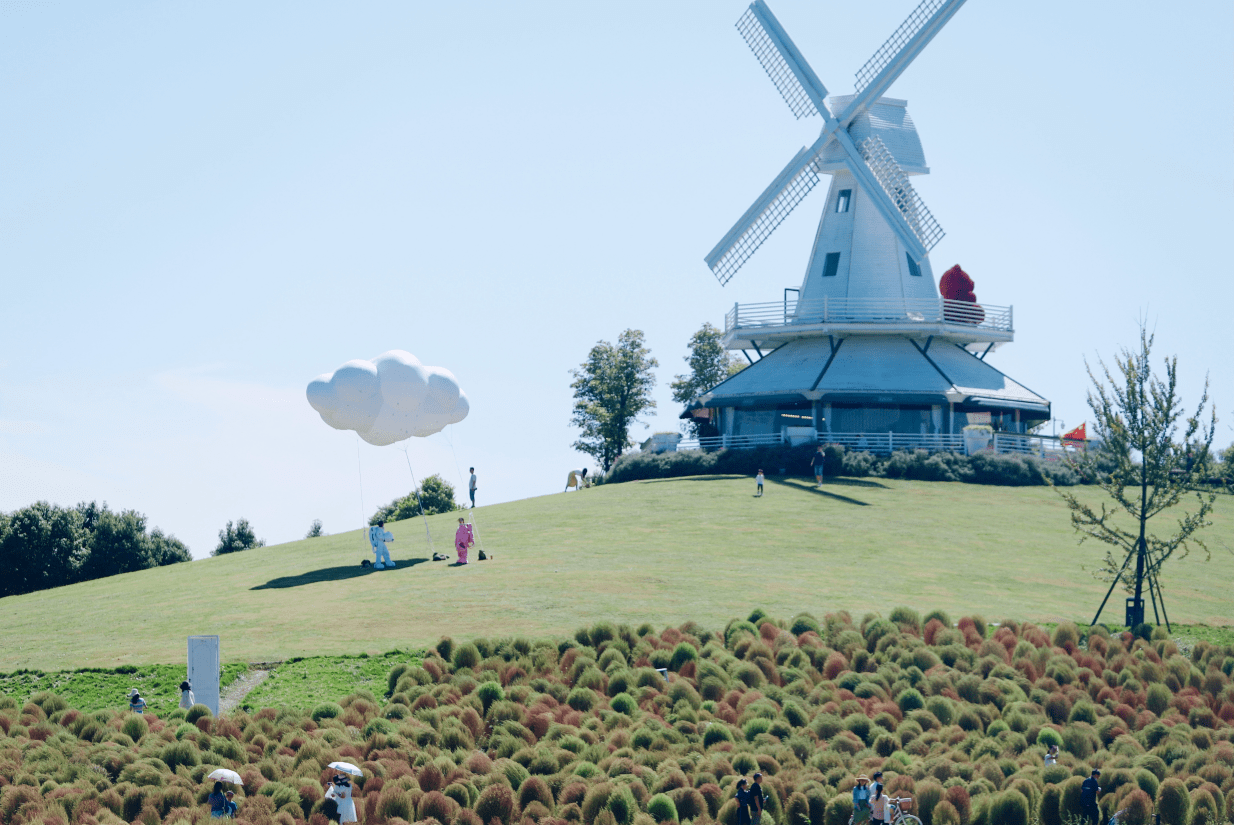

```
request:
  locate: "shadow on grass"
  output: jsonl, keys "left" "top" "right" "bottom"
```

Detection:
{"left": 251, "top": 558, "right": 430, "bottom": 590}
{"left": 770, "top": 478, "right": 871, "bottom": 506}
{"left": 633, "top": 474, "right": 889, "bottom": 491}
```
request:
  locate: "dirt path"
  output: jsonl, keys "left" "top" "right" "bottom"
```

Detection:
{"left": 219, "top": 666, "right": 274, "bottom": 715}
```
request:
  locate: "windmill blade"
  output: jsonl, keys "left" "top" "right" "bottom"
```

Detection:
{"left": 705, "top": 146, "right": 823, "bottom": 284}
{"left": 736, "top": 0, "right": 829, "bottom": 120}
{"left": 858, "top": 134, "right": 945, "bottom": 253}
{"left": 839, "top": 0, "right": 967, "bottom": 124}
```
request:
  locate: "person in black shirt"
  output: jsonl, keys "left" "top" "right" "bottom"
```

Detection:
{"left": 1079, "top": 769, "right": 1101, "bottom": 824}
{"left": 734, "top": 779, "right": 753, "bottom": 825}
{"left": 811, "top": 447, "right": 826, "bottom": 486}
{"left": 750, "top": 773, "right": 766, "bottom": 822}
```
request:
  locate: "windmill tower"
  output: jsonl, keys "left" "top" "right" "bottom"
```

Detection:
{"left": 683, "top": 0, "right": 1050, "bottom": 449}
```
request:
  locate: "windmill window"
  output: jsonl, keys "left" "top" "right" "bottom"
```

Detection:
{"left": 906, "top": 253, "right": 922, "bottom": 277}
{"left": 835, "top": 189, "right": 851, "bottom": 212}
{"left": 822, "top": 252, "right": 841, "bottom": 278}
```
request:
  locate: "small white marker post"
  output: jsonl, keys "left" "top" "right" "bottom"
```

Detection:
{"left": 187, "top": 635, "right": 220, "bottom": 716}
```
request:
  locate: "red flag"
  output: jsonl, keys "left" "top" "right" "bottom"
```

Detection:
{"left": 1062, "top": 423, "right": 1086, "bottom": 443}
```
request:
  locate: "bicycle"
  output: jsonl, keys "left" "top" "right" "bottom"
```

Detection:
{"left": 847, "top": 798, "right": 922, "bottom": 825}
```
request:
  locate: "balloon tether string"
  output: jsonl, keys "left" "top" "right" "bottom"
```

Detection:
{"left": 401, "top": 447, "right": 435, "bottom": 554}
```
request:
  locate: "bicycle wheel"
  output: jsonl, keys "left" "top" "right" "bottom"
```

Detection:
{"left": 896, "top": 816, "right": 922, "bottom": 825}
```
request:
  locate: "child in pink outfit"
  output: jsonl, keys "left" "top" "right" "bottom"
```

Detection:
{"left": 455, "top": 518, "right": 474, "bottom": 564}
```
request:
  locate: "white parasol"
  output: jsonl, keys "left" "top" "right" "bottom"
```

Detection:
{"left": 328, "top": 762, "right": 363, "bottom": 777}
{"left": 207, "top": 768, "right": 243, "bottom": 784}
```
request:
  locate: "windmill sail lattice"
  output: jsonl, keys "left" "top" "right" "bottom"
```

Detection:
{"left": 707, "top": 148, "right": 822, "bottom": 285}
{"left": 859, "top": 135, "right": 945, "bottom": 252}
{"left": 854, "top": 0, "right": 947, "bottom": 93}
{"left": 736, "top": 6, "right": 821, "bottom": 119}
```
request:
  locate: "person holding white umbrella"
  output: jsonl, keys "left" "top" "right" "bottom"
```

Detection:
{"left": 325, "top": 763, "right": 362, "bottom": 824}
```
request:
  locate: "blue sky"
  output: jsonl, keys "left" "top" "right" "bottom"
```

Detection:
{"left": 1, "top": 1, "right": 1231, "bottom": 558}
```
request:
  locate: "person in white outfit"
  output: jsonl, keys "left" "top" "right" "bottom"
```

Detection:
{"left": 178, "top": 680, "right": 195, "bottom": 710}
{"left": 368, "top": 520, "right": 394, "bottom": 569}
{"left": 325, "top": 775, "right": 358, "bottom": 824}
{"left": 565, "top": 468, "right": 590, "bottom": 491}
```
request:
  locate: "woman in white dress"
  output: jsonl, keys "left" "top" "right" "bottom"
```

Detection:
{"left": 325, "top": 775, "right": 358, "bottom": 824}
{"left": 179, "top": 681, "right": 195, "bottom": 710}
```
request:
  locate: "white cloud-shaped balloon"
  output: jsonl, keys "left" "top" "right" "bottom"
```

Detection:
{"left": 306, "top": 351, "right": 469, "bottom": 446}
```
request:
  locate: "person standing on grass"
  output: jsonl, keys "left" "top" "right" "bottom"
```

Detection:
{"left": 368, "top": 519, "right": 394, "bottom": 569}
{"left": 179, "top": 680, "right": 194, "bottom": 710}
{"left": 811, "top": 446, "right": 826, "bottom": 486}
{"left": 1079, "top": 769, "right": 1101, "bottom": 824}
{"left": 755, "top": 469, "right": 764, "bottom": 497}
{"left": 455, "top": 517, "right": 474, "bottom": 565}
{"left": 469, "top": 467, "right": 478, "bottom": 508}
{"left": 734, "top": 779, "right": 753, "bottom": 825}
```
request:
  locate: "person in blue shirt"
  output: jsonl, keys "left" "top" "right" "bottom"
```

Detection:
{"left": 207, "top": 782, "right": 227, "bottom": 819}
{"left": 852, "top": 775, "right": 871, "bottom": 823}
{"left": 128, "top": 689, "right": 147, "bottom": 714}
{"left": 224, "top": 791, "right": 237, "bottom": 817}
{"left": 734, "top": 778, "right": 754, "bottom": 825}
{"left": 1079, "top": 769, "right": 1101, "bottom": 824}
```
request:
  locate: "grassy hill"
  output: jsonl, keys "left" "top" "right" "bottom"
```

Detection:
{"left": 0, "top": 476, "right": 1229, "bottom": 670}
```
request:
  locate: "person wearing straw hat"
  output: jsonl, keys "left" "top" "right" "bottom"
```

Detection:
{"left": 128, "top": 689, "right": 147, "bottom": 714}
{"left": 850, "top": 775, "right": 871, "bottom": 824}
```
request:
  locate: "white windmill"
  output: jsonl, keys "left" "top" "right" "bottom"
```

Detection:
{"left": 681, "top": 0, "right": 1051, "bottom": 452}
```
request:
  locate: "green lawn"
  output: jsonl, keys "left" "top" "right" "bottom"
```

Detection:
{"left": 0, "top": 477, "right": 1228, "bottom": 670}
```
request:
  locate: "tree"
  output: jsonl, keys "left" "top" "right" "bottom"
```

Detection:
{"left": 670, "top": 322, "right": 745, "bottom": 436}
{"left": 213, "top": 518, "right": 265, "bottom": 556}
{"left": 1056, "top": 325, "right": 1217, "bottom": 629}
{"left": 0, "top": 502, "right": 88, "bottom": 597}
{"left": 370, "top": 474, "right": 459, "bottom": 524}
{"left": 305, "top": 519, "right": 325, "bottom": 539}
{"left": 570, "top": 329, "right": 659, "bottom": 472}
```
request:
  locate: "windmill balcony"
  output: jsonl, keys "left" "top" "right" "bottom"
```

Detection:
{"left": 722, "top": 296, "right": 1014, "bottom": 350}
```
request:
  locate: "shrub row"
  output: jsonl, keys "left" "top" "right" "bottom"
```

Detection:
{"left": 0, "top": 609, "right": 1230, "bottom": 825}
{"left": 604, "top": 447, "right": 1091, "bottom": 487}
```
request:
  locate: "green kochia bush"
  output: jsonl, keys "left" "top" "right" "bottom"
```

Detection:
{"left": 0, "top": 609, "right": 1227, "bottom": 825}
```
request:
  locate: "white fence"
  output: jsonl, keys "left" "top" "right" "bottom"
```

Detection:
{"left": 724, "top": 296, "right": 1012, "bottom": 335}
{"left": 677, "top": 430, "right": 1076, "bottom": 459}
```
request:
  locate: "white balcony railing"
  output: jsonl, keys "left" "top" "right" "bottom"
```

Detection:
{"left": 724, "top": 296, "right": 1012, "bottom": 335}
{"left": 676, "top": 430, "right": 1075, "bottom": 460}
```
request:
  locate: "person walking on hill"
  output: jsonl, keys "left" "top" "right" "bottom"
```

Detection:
{"left": 455, "top": 517, "right": 474, "bottom": 565}
{"left": 468, "top": 467, "right": 478, "bottom": 508}
{"left": 178, "top": 680, "right": 194, "bottom": 710}
{"left": 1079, "top": 769, "right": 1101, "bottom": 824}
{"left": 755, "top": 470, "right": 764, "bottom": 497}
{"left": 811, "top": 446, "right": 826, "bottom": 486}
{"left": 734, "top": 778, "right": 754, "bottom": 825}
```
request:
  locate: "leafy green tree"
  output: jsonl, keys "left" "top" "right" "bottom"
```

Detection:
{"left": 213, "top": 518, "right": 265, "bottom": 556}
{"left": 1220, "top": 444, "right": 1234, "bottom": 491}
{"left": 305, "top": 519, "right": 325, "bottom": 539}
{"left": 0, "top": 502, "right": 88, "bottom": 597}
{"left": 1056, "top": 325, "right": 1217, "bottom": 629}
{"left": 570, "top": 329, "right": 659, "bottom": 471}
{"left": 670, "top": 322, "right": 744, "bottom": 436}
{"left": 370, "top": 474, "right": 459, "bottom": 524}
{"left": 148, "top": 528, "right": 191, "bottom": 566}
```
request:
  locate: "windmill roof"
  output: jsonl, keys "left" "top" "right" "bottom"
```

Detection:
{"left": 687, "top": 337, "right": 1049, "bottom": 414}
{"left": 818, "top": 96, "right": 929, "bottom": 175}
